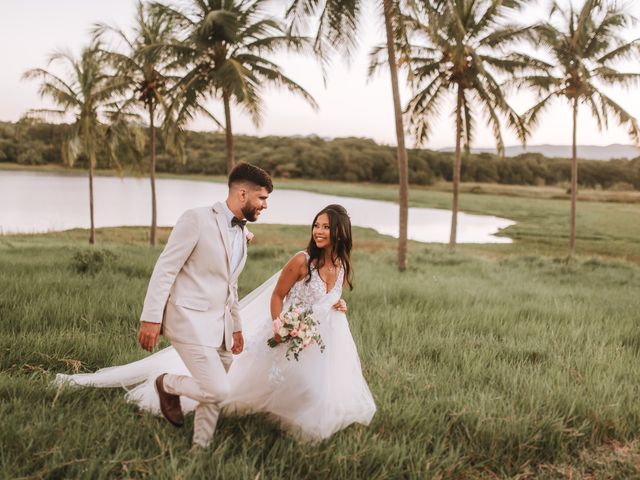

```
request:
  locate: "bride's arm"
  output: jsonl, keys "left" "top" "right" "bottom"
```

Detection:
{"left": 270, "top": 252, "right": 307, "bottom": 320}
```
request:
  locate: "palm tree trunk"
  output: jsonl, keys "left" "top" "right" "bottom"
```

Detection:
{"left": 569, "top": 98, "right": 578, "bottom": 257}
{"left": 449, "top": 86, "right": 463, "bottom": 251}
{"left": 223, "top": 90, "right": 235, "bottom": 174}
{"left": 383, "top": 0, "right": 409, "bottom": 272}
{"left": 148, "top": 104, "right": 157, "bottom": 247}
{"left": 88, "top": 152, "right": 96, "bottom": 245}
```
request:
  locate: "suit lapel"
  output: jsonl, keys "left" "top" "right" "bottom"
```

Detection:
{"left": 233, "top": 226, "right": 248, "bottom": 280}
{"left": 212, "top": 203, "right": 231, "bottom": 273}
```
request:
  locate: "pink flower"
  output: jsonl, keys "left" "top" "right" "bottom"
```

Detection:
{"left": 290, "top": 329, "right": 298, "bottom": 337}
{"left": 272, "top": 319, "right": 282, "bottom": 332}
{"left": 245, "top": 229, "right": 254, "bottom": 243}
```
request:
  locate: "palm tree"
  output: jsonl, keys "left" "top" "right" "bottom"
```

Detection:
{"left": 385, "top": 0, "right": 531, "bottom": 251}
{"left": 515, "top": 0, "right": 640, "bottom": 257}
{"left": 94, "top": 3, "right": 182, "bottom": 246}
{"left": 23, "top": 43, "right": 126, "bottom": 244}
{"left": 286, "top": 0, "right": 410, "bottom": 270}
{"left": 153, "top": 0, "right": 317, "bottom": 174}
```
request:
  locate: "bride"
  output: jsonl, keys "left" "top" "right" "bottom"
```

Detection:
{"left": 57, "top": 204, "right": 376, "bottom": 442}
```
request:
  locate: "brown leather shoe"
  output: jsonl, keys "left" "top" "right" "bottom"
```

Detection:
{"left": 155, "top": 373, "right": 184, "bottom": 427}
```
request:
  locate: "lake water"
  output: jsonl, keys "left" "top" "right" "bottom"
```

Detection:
{"left": 0, "top": 171, "right": 514, "bottom": 243}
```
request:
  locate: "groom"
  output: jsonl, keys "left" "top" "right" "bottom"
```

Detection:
{"left": 137, "top": 162, "right": 272, "bottom": 448}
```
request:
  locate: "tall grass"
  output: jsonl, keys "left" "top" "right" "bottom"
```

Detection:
{"left": 2, "top": 226, "right": 640, "bottom": 478}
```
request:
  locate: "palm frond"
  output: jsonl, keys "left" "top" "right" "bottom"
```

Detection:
{"left": 470, "top": 79, "right": 505, "bottom": 156}
{"left": 250, "top": 62, "right": 318, "bottom": 110}
{"left": 240, "top": 34, "right": 313, "bottom": 56}
{"left": 524, "top": 90, "right": 562, "bottom": 131}
{"left": 23, "top": 68, "right": 79, "bottom": 103}
{"left": 596, "top": 90, "right": 640, "bottom": 144}
{"left": 597, "top": 38, "right": 640, "bottom": 64}
{"left": 592, "top": 68, "right": 640, "bottom": 88}
{"left": 585, "top": 95, "right": 605, "bottom": 131}
{"left": 405, "top": 74, "right": 448, "bottom": 146}
{"left": 367, "top": 44, "right": 388, "bottom": 79}
{"left": 149, "top": 2, "right": 196, "bottom": 32}
{"left": 461, "top": 92, "right": 474, "bottom": 153}
{"left": 286, "top": 0, "right": 360, "bottom": 60}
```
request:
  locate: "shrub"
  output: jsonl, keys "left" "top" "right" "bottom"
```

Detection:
{"left": 71, "top": 249, "right": 116, "bottom": 274}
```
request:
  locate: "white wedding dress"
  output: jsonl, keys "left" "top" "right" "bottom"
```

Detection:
{"left": 56, "top": 253, "right": 376, "bottom": 442}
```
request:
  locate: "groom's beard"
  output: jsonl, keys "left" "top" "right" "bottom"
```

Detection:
{"left": 242, "top": 205, "right": 260, "bottom": 222}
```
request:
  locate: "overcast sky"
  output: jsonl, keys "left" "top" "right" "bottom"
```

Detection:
{"left": 1, "top": 0, "right": 639, "bottom": 149}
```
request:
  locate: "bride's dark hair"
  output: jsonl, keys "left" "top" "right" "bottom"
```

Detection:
{"left": 305, "top": 204, "right": 353, "bottom": 290}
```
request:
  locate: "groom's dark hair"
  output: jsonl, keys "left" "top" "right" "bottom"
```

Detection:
{"left": 228, "top": 162, "right": 273, "bottom": 192}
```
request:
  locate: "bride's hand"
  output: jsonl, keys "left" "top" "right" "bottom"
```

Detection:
{"left": 333, "top": 298, "right": 347, "bottom": 313}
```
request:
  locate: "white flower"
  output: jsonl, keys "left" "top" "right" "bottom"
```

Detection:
{"left": 278, "top": 326, "right": 289, "bottom": 337}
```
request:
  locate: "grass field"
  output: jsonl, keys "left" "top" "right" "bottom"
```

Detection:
{"left": 2, "top": 166, "right": 640, "bottom": 477}
{"left": 2, "top": 221, "right": 640, "bottom": 479}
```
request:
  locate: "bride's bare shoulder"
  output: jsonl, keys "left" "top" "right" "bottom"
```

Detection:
{"left": 292, "top": 251, "right": 309, "bottom": 268}
{"left": 277, "top": 251, "right": 308, "bottom": 286}
{"left": 281, "top": 251, "right": 307, "bottom": 270}
{"left": 295, "top": 250, "right": 309, "bottom": 260}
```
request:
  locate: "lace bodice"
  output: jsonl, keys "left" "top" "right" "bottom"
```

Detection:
{"left": 285, "top": 252, "right": 344, "bottom": 309}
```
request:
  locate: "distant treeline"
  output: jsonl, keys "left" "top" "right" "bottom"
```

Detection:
{"left": 2, "top": 120, "right": 639, "bottom": 190}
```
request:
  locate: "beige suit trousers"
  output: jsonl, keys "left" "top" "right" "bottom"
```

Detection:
{"left": 163, "top": 341, "right": 233, "bottom": 447}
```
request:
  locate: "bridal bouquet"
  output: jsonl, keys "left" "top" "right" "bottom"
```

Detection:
{"left": 267, "top": 304, "right": 325, "bottom": 361}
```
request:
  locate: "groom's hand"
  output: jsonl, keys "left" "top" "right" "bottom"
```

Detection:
{"left": 333, "top": 299, "right": 348, "bottom": 313}
{"left": 138, "top": 321, "right": 161, "bottom": 352}
{"left": 231, "top": 331, "right": 244, "bottom": 355}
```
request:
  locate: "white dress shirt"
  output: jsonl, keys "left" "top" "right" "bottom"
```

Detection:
{"left": 221, "top": 201, "right": 245, "bottom": 274}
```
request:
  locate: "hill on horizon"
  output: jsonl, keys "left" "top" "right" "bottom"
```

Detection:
{"left": 439, "top": 144, "right": 640, "bottom": 160}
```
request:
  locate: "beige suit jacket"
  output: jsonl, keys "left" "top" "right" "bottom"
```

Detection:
{"left": 139, "top": 203, "right": 248, "bottom": 349}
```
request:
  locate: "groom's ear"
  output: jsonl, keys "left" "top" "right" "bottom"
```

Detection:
{"left": 238, "top": 186, "right": 248, "bottom": 203}
{"left": 230, "top": 182, "right": 248, "bottom": 202}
